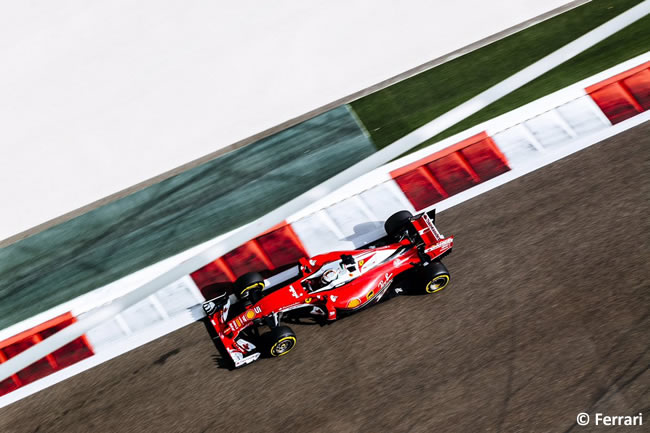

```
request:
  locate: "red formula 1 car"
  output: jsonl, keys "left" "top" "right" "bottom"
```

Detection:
{"left": 202, "top": 210, "right": 453, "bottom": 367}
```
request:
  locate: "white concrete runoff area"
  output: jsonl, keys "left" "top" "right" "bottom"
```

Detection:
{"left": 0, "top": 0, "right": 579, "bottom": 242}
{"left": 1, "top": 1, "right": 647, "bottom": 385}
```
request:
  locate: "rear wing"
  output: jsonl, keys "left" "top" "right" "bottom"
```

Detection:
{"left": 426, "top": 209, "right": 436, "bottom": 223}
{"left": 411, "top": 210, "right": 453, "bottom": 260}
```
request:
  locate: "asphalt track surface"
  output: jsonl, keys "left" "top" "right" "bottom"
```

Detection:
{"left": 1, "top": 123, "right": 648, "bottom": 432}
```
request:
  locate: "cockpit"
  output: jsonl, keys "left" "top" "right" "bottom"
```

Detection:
{"left": 301, "top": 254, "right": 360, "bottom": 293}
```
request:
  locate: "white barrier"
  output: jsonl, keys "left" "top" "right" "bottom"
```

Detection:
{"left": 0, "top": 0, "right": 579, "bottom": 243}
{"left": 1, "top": 0, "right": 648, "bottom": 384}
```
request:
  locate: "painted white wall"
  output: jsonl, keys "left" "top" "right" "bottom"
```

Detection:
{"left": 0, "top": 0, "right": 574, "bottom": 241}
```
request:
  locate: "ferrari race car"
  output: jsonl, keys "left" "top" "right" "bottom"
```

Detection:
{"left": 202, "top": 209, "right": 453, "bottom": 368}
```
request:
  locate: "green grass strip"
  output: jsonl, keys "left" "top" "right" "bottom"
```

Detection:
{"left": 350, "top": 0, "right": 649, "bottom": 151}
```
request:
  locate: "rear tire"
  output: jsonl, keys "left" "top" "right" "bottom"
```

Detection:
{"left": 385, "top": 210, "right": 413, "bottom": 241}
{"left": 420, "top": 261, "right": 450, "bottom": 294}
{"left": 264, "top": 326, "right": 297, "bottom": 357}
{"left": 234, "top": 272, "right": 265, "bottom": 301}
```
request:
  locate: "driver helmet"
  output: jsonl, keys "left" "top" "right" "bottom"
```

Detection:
{"left": 320, "top": 269, "right": 339, "bottom": 285}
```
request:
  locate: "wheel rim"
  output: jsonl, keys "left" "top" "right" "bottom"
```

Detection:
{"left": 426, "top": 275, "right": 449, "bottom": 293}
{"left": 271, "top": 336, "right": 296, "bottom": 356}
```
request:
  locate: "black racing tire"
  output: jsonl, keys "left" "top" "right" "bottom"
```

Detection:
{"left": 264, "top": 326, "right": 297, "bottom": 357}
{"left": 234, "top": 272, "right": 265, "bottom": 300}
{"left": 419, "top": 261, "right": 451, "bottom": 294}
{"left": 385, "top": 210, "right": 413, "bottom": 241}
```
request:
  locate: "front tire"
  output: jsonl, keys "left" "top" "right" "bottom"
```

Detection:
{"left": 234, "top": 272, "right": 265, "bottom": 301}
{"left": 264, "top": 326, "right": 297, "bottom": 357}
{"left": 420, "top": 261, "right": 450, "bottom": 294}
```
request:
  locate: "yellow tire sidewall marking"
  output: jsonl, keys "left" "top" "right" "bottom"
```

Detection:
{"left": 240, "top": 282, "right": 264, "bottom": 296}
{"left": 426, "top": 274, "right": 449, "bottom": 293}
{"left": 271, "top": 336, "right": 296, "bottom": 357}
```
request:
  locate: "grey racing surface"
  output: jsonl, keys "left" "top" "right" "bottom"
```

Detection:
{"left": 1, "top": 123, "right": 648, "bottom": 432}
